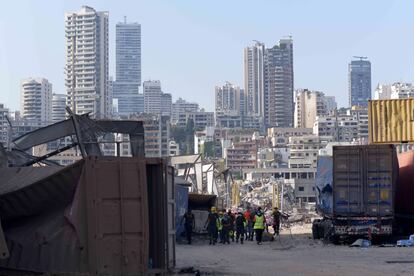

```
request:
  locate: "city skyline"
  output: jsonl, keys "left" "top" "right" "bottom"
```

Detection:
{"left": 2, "top": 0, "right": 414, "bottom": 112}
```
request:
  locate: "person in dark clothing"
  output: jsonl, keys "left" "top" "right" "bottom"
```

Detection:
{"left": 181, "top": 209, "right": 195, "bottom": 244}
{"left": 204, "top": 207, "right": 219, "bottom": 245}
{"left": 253, "top": 207, "right": 266, "bottom": 245}
{"left": 235, "top": 210, "right": 246, "bottom": 244}
{"left": 221, "top": 212, "right": 231, "bottom": 244}
{"left": 227, "top": 210, "right": 235, "bottom": 242}
{"left": 272, "top": 207, "right": 281, "bottom": 236}
{"left": 249, "top": 210, "right": 256, "bottom": 241}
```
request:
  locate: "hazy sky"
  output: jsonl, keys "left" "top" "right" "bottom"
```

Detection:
{"left": 0, "top": 0, "right": 413, "bottom": 112}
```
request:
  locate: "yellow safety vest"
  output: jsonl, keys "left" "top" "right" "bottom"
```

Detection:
{"left": 217, "top": 217, "right": 223, "bottom": 230}
{"left": 254, "top": 214, "right": 265, "bottom": 230}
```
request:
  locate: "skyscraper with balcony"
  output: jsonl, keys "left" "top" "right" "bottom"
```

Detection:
{"left": 20, "top": 78, "right": 52, "bottom": 122}
{"left": 244, "top": 41, "right": 265, "bottom": 117}
{"left": 243, "top": 38, "right": 294, "bottom": 127}
{"left": 265, "top": 38, "right": 294, "bottom": 127}
{"left": 113, "top": 18, "right": 143, "bottom": 116}
{"left": 349, "top": 57, "right": 371, "bottom": 107}
{"left": 65, "top": 6, "right": 109, "bottom": 118}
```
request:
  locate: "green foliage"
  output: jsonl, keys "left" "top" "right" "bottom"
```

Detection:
{"left": 170, "top": 119, "right": 195, "bottom": 154}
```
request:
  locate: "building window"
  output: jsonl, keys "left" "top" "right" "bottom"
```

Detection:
{"left": 298, "top": 186, "right": 304, "bottom": 192}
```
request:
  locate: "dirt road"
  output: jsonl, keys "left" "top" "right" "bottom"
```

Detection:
{"left": 176, "top": 226, "right": 414, "bottom": 276}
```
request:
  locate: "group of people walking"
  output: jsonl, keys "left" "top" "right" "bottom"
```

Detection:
{"left": 182, "top": 206, "right": 282, "bottom": 245}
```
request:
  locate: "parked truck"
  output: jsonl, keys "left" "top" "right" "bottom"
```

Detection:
{"left": 313, "top": 145, "right": 398, "bottom": 242}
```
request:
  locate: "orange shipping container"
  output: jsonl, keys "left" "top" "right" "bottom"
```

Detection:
{"left": 368, "top": 99, "right": 414, "bottom": 144}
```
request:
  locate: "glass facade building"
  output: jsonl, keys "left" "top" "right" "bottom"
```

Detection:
{"left": 113, "top": 19, "right": 143, "bottom": 116}
{"left": 349, "top": 59, "right": 371, "bottom": 107}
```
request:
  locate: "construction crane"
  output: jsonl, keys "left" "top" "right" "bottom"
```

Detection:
{"left": 353, "top": 56, "right": 368, "bottom": 61}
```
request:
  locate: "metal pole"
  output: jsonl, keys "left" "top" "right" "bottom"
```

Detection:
{"left": 281, "top": 183, "right": 284, "bottom": 213}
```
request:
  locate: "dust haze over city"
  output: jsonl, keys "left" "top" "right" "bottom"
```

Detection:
{"left": 1, "top": 1, "right": 414, "bottom": 276}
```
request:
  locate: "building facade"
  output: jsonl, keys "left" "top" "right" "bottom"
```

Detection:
{"left": 65, "top": 6, "right": 109, "bottom": 118}
{"left": 215, "top": 82, "right": 243, "bottom": 116}
{"left": 143, "top": 80, "right": 162, "bottom": 114}
{"left": 225, "top": 140, "right": 258, "bottom": 173}
{"left": 0, "top": 104, "right": 9, "bottom": 146}
{"left": 20, "top": 78, "right": 52, "bottom": 122}
{"left": 349, "top": 58, "right": 371, "bottom": 107}
{"left": 390, "top": 82, "right": 414, "bottom": 99}
{"left": 51, "top": 94, "right": 67, "bottom": 123}
{"left": 265, "top": 38, "right": 294, "bottom": 127}
{"left": 288, "top": 135, "right": 322, "bottom": 169}
{"left": 113, "top": 19, "right": 142, "bottom": 116}
{"left": 294, "top": 89, "right": 328, "bottom": 128}
{"left": 374, "top": 84, "right": 392, "bottom": 100}
{"left": 267, "top": 127, "right": 313, "bottom": 147}
{"left": 244, "top": 41, "right": 265, "bottom": 117}
{"left": 313, "top": 107, "right": 368, "bottom": 143}
{"left": 171, "top": 98, "right": 199, "bottom": 125}
{"left": 141, "top": 115, "right": 170, "bottom": 157}
{"left": 161, "top": 93, "right": 172, "bottom": 117}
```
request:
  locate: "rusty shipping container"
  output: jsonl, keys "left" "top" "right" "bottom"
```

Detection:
{"left": 368, "top": 99, "right": 414, "bottom": 144}
{"left": 0, "top": 156, "right": 175, "bottom": 275}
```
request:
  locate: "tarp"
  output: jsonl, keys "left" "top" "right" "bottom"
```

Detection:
{"left": 175, "top": 185, "right": 188, "bottom": 237}
{"left": 315, "top": 156, "right": 333, "bottom": 215}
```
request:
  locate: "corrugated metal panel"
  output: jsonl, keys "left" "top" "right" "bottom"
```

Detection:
{"left": 84, "top": 156, "right": 149, "bottom": 275}
{"left": 369, "top": 99, "right": 414, "bottom": 144}
{"left": 332, "top": 145, "right": 397, "bottom": 217}
{"left": 333, "top": 146, "right": 364, "bottom": 215}
{"left": 365, "top": 146, "right": 394, "bottom": 216}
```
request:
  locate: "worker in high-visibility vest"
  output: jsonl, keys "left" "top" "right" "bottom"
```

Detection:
{"left": 253, "top": 207, "right": 266, "bottom": 245}
{"left": 217, "top": 211, "right": 224, "bottom": 243}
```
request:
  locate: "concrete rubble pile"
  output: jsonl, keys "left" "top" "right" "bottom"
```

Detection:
{"left": 235, "top": 177, "right": 320, "bottom": 227}
{"left": 238, "top": 178, "right": 295, "bottom": 212}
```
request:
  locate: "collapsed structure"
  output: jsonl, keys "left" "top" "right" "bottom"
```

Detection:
{"left": 0, "top": 110, "right": 175, "bottom": 275}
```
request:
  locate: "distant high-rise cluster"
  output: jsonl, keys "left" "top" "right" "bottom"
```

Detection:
{"left": 349, "top": 57, "right": 371, "bottom": 107}
{"left": 242, "top": 37, "right": 294, "bottom": 128}
{"left": 65, "top": 6, "right": 109, "bottom": 118}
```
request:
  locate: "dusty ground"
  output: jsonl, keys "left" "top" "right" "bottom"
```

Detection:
{"left": 175, "top": 225, "right": 414, "bottom": 276}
